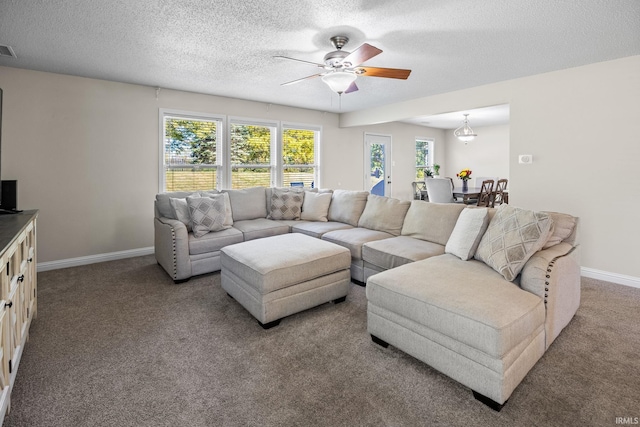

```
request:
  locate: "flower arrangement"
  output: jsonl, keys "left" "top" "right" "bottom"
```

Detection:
{"left": 456, "top": 169, "right": 472, "bottom": 181}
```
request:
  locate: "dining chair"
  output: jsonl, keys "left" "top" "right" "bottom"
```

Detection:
{"left": 476, "top": 180, "right": 495, "bottom": 207}
{"left": 491, "top": 179, "right": 508, "bottom": 207}
{"left": 411, "top": 181, "right": 427, "bottom": 200}
{"left": 424, "top": 178, "right": 456, "bottom": 203}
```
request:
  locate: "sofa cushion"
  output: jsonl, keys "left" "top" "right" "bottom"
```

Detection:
{"left": 292, "top": 221, "right": 353, "bottom": 238}
{"left": 475, "top": 204, "right": 554, "bottom": 281}
{"left": 187, "top": 195, "right": 227, "bottom": 238}
{"left": 541, "top": 211, "right": 577, "bottom": 249}
{"left": 363, "top": 236, "right": 445, "bottom": 270}
{"left": 223, "top": 187, "right": 267, "bottom": 221}
{"left": 366, "top": 254, "right": 545, "bottom": 358}
{"left": 327, "top": 190, "right": 369, "bottom": 226}
{"left": 188, "top": 227, "right": 244, "bottom": 255}
{"left": 401, "top": 201, "right": 466, "bottom": 245}
{"left": 445, "top": 208, "right": 490, "bottom": 261}
{"left": 300, "top": 191, "right": 332, "bottom": 222}
{"left": 232, "top": 218, "right": 290, "bottom": 241}
{"left": 267, "top": 188, "right": 304, "bottom": 220}
{"left": 358, "top": 194, "right": 411, "bottom": 236}
{"left": 156, "top": 191, "right": 197, "bottom": 219}
{"left": 321, "top": 227, "right": 393, "bottom": 260}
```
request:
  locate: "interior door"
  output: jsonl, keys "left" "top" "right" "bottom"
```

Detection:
{"left": 364, "top": 133, "right": 391, "bottom": 196}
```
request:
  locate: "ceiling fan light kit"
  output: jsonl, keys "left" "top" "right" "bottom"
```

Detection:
{"left": 454, "top": 114, "right": 477, "bottom": 143}
{"left": 276, "top": 35, "right": 411, "bottom": 96}
{"left": 322, "top": 71, "right": 357, "bottom": 94}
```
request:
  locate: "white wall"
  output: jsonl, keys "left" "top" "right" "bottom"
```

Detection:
{"left": 444, "top": 124, "right": 509, "bottom": 186}
{"left": 341, "top": 55, "right": 640, "bottom": 280}
{"left": 0, "top": 66, "right": 435, "bottom": 263}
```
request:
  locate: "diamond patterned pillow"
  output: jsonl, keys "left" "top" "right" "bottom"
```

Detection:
{"left": 474, "top": 204, "right": 554, "bottom": 281}
{"left": 267, "top": 188, "right": 303, "bottom": 220}
{"left": 186, "top": 195, "right": 226, "bottom": 238}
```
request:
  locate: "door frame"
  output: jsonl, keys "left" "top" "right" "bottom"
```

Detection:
{"left": 363, "top": 133, "right": 392, "bottom": 196}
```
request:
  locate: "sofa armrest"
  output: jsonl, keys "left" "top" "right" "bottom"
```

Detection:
{"left": 154, "top": 216, "right": 191, "bottom": 282}
{"left": 520, "top": 243, "right": 581, "bottom": 349}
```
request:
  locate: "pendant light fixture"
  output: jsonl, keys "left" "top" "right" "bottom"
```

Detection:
{"left": 454, "top": 114, "right": 477, "bottom": 144}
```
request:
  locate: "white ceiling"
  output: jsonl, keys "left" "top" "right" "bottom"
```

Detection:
{"left": 1, "top": 0, "right": 639, "bottom": 122}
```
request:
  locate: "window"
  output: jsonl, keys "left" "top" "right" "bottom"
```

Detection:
{"left": 162, "top": 112, "right": 222, "bottom": 192}
{"left": 281, "top": 125, "right": 319, "bottom": 188}
{"left": 160, "top": 110, "right": 321, "bottom": 191}
{"left": 415, "top": 138, "right": 433, "bottom": 180}
{"left": 229, "top": 121, "right": 276, "bottom": 189}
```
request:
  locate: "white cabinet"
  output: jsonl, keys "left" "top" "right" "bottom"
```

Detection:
{"left": 0, "top": 211, "right": 37, "bottom": 424}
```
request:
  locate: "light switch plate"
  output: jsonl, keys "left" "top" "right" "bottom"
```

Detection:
{"left": 519, "top": 154, "right": 533, "bottom": 164}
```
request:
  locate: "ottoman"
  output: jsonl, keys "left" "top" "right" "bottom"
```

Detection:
{"left": 220, "top": 233, "right": 351, "bottom": 328}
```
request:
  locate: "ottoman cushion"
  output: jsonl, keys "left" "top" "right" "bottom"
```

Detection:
{"left": 221, "top": 233, "right": 351, "bottom": 294}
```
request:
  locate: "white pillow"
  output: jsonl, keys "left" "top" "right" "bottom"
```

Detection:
{"left": 445, "top": 208, "right": 490, "bottom": 260}
{"left": 169, "top": 197, "right": 192, "bottom": 231}
{"left": 300, "top": 191, "right": 332, "bottom": 222}
{"left": 186, "top": 195, "right": 226, "bottom": 238}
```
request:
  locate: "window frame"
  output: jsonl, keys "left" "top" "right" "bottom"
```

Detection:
{"left": 159, "top": 108, "right": 225, "bottom": 193}
{"left": 159, "top": 110, "right": 322, "bottom": 192}
{"left": 415, "top": 137, "right": 434, "bottom": 181}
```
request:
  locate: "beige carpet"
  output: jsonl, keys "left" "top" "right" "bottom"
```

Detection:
{"left": 4, "top": 255, "right": 640, "bottom": 426}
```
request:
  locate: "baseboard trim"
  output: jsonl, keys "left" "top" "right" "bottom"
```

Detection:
{"left": 37, "top": 247, "right": 155, "bottom": 272}
{"left": 581, "top": 267, "right": 640, "bottom": 289}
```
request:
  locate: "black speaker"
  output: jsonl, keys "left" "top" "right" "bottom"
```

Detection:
{"left": 1, "top": 180, "right": 17, "bottom": 210}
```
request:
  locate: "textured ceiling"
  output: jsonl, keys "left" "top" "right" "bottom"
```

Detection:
{"left": 1, "top": 0, "right": 639, "bottom": 116}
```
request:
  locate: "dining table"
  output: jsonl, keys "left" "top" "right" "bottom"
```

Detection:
{"left": 421, "top": 187, "right": 508, "bottom": 205}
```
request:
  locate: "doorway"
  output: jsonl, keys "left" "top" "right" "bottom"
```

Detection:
{"left": 364, "top": 133, "right": 392, "bottom": 196}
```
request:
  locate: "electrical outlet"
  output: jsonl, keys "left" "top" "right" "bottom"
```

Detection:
{"left": 519, "top": 154, "right": 533, "bottom": 164}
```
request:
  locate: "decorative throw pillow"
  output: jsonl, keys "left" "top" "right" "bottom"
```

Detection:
{"left": 186, "top": 195, "right": 226, "bottom": 238}
{"left": 169, "top": 197, "right": 192, "bottom": 231}
{"left": 201, "top": 191, "right": 233, "bottom": 228}
{"left": 327, "top": 190, "right": 369, "bottom": 226}
{"left": 300, "top": 191, "right": 332, "bottom": 221}
{"left": 445, "top": 208, "right": 490, "bottom": 261}
{"left": 357, "top": 194, "right": 411, "bottom": 236}
{"left": 541, "top": 211, "right": 577, "bottom": 249}
{"left": 267, "top": 188, "right": 304, "bottom": 220}
{"left": 474, "top": 204, "right": 554, "bottom": 281}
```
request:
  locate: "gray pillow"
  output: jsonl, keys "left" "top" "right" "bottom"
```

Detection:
{"left": 474, "top": 204, "right": 554, "bottom": 281}
{"left": 200, "top": 191, "right": 233, "bottom": 228}
{"left": 267, "top": 188, "right": 304, "bottom": 220}
{"left": 358, "top": 194, "right": 411, "bottom": 236}
{"left": 300, "top": 191, "right": 332, "bottom": 222}
{"left": 541, "top": 211, "right": 577, "bottom": 249}
{"left": 327, "top": 190, "right": 369, "bottom": 226}
{"left": 186, "top": 195, "right": 226, "bottom": 238}
{"left": 445, "top": 208, "right": 490, "bottom": 260}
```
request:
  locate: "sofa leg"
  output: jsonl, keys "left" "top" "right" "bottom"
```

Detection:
{"left": 371, "top": 334, "right": 389, "bottom": 348}
{"left": 226, "top": 293, "right": 235, "bottom": 300}
{"left": 332, "top": 296, "right": 347, "bottom": 304}
{"left": 174, "top": 278, "right": 190, "bottom": 284}
{"left": 259, "top": 319, "right": 281, "bottom": 329}
{"left": 472, "top": 391, "right": 506, "bottom": 411}
{"left": 352, "top": 279, "right": 366, "bottom": 287}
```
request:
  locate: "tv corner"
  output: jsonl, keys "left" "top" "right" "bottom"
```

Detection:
{"left": 0, "top": 180, "right": 21, "bottom": 214}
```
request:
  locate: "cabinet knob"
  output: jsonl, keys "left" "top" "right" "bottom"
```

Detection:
{"left": 4, "top": 301, "right": 12, "bottom": 308}
{"left": 18, "top": 275, "right": 24, "bottom": 283}
{"left": 28, "top": 258, "right": 33, "bottom": 263}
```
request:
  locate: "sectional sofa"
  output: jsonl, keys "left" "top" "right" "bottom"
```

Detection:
{"left": 154, "top": 186, "right": 581, "bottom": 409}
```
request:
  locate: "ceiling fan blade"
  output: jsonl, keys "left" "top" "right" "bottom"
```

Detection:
{"left": 340, "top": 43, "right": 382, "bottom": 67}
{"left": 274, "top": 55, "right": 325, "bottom": 68}
{"left": 344, "top": 81, "right": 359, "bottom": 94}
{"left": 281, "top": 73, "right": 324, "bottom": 86}
{"left": 356, "top": 66, "right": 412, "bottom": 79}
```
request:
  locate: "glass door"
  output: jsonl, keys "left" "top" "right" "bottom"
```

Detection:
{"left": 364, "top": 133, "right": 391, "bottom": 196}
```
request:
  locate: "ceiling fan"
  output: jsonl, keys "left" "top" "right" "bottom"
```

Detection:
{"left": 275, "top": 36, "right": 411, "bottom": 95}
